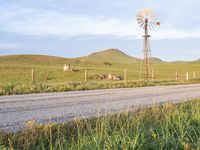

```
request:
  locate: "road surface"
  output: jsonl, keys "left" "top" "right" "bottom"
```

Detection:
{"left": 0, "top": 84, "right": 200, "bottom": 132}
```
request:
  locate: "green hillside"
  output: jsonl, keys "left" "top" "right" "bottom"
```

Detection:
{"left": 81, "top": 49, "right": 140, "bottom": 64}
{"left": 0, "top": 54, "right": 76, "bottom": 66}
{"left": 0, "top": 49, "right": 163, "bottom": 67}
{"left": 0, "top": 49, "right": 199, "bottom": 84}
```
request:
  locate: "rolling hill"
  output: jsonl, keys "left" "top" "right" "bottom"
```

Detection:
{"left": 81, "top": 49, "right": 140, "bottom": 64}
{"left": 0, "top": 54, "right": 74, "bottom": 66}
{"left": 0, "top": 48, "right": 199, "bottom": 84}
{"left": 0, "top": 48, "right": 163, "bottom": 66}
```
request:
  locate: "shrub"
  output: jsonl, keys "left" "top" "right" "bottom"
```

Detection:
{"left": 2, "top": 82, "right": 16, "bottom": 95}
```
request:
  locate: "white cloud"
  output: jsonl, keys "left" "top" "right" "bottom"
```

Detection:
{"left": 1, "top": 5, "right": 200, "bottom": 41}
{"left": 1, "top": 9, "right": 140, "bottom": 39}
{"left": 152, "top": 22, "right": 200, "bottom": 40}
{"left": 0, "top": 4, "right": 35, "bottom": 21}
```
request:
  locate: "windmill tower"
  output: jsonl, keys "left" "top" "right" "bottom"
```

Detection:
{"left": 137, "top": 9, "right": 160, "bottom": 81}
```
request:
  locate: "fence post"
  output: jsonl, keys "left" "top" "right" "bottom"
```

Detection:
{"left": 124, "top": 69, "right": 127, "bottom": 85}
{"left": 176, "top": 71, "right": 178, "bottom": 81}
{"left": 46, "top": 71, "right": 49, "bottom": 81}
{"left": 85, "top": 69, "right": 88, "bottom": 82}
{"left": 193, "top": 71, "right": 196, "bottom": 79}
{"left": 46, "top": 72, "right": 48, "bottom": 81}
{"left": 32, "top": 69, "right": 35, "bottom": 83}
{"left": 186, "top": 72, "right": 189, "bottom": 81}
{"left": 152, "top": 70, "right": 155, "bottom": 81}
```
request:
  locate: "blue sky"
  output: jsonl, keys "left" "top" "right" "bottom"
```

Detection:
{"left": 0, "top": 0, "right": 200, "bottom": 61}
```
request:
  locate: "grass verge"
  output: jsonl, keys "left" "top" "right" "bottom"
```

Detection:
{"left": 1, "top": 79, "right": 200, "bottom": 96}
{"left": 0, "top": 100, "right": 200, "bottom": 149}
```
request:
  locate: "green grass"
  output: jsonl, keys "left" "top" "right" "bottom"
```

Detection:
{"left": 0, "top": 49, "right": 200, "bottom": 84}
{"left": 0, "top": 49, "right": 200, "bottom": 95}
{"left": 1, "top": 79, "right": 200, "bottom": 95}
{"left": 0, "top": 100, "right": 199, "bottom": 149}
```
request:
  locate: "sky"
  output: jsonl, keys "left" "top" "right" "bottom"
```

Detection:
{"left": 0, "top": 0, "right": 200, "bottom": 61}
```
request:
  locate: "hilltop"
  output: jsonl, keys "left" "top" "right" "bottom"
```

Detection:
{"left": 81, "top": 49, "right": 140, "bottom": 64}
{"left": 0, "top": 54, "right": 74, "bottom": 66}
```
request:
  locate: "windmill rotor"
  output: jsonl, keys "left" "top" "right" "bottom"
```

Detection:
{"left": 137, "top": 8, "right": 160, "bottom": 30}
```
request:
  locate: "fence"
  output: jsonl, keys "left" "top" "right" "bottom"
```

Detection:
{"left": 1, "top": 68, "right": 199, "bottom": 85}
{"left": 29, "top": 69, "right": 200, "bottom": 84}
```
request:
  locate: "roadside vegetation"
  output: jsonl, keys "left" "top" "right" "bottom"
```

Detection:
{"left": 0, "top": 100, "right": 199, "bottom": 149}
{"left": 1, "top": 79, "right": 200, "bottom": 95}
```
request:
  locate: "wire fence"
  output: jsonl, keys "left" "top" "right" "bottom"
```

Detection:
{"left": 29, "top": 69, "right": 200, "bottom": 83}
{"left": 1, "top": 68, "right": 200, "bottom": 85}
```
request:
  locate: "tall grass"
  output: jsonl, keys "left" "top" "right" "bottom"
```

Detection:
{"left": 0, "top": 80, "right": 151, "bottom": 95}
{"left": 0, "top": 100, "right": 199, "bottom": 149}
{"left": 0, "top": 79, "right": 200, "bottom": 96}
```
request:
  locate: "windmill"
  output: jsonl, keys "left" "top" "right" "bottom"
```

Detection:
{"left": 137, "top": 9, "right": 160, "bottom": 81}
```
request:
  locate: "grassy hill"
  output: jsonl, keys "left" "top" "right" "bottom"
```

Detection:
{"left": 0, "top": 48, "right": 200, "bottom": 84}
{"left": 0, "top": 49, "right": 139, "bottom": 67}
{"left": 0, "top": 54, "right": 76, "bottom": 66}
{"left": 0, "top": 49, "right": 164, "bottom": 67}
{"left": 81, "top": 49, "right": 139, "bottom": 64}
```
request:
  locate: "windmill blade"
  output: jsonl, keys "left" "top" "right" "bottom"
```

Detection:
{"left": 152, "top": 21, "right": 157, "bottom": 24}
{"left": 137, "top": 16, "right": 144, "bottom": 20}
{"left": 149, "top": 23, "right": 155, "bottom": 30}
{"left": 152, "top": 21, "right": 157, "bottom": 26}
{"left": 151, "top": 17, "right": 157, "bottom": 23}
{"left": 137, "top": 20, "right": 144, "bottom": 24}
{"left": 137, "top": 18, "right": 143, "bottom": 22}
{"left": 138, "top": 23, "right": 144, "bottom": 27}
{"left": 152, "top": 21, "right": 160, "bottom": 27}
{"left": 138, "top": 22, "right": 144, "bottom": 27}
{"left": 137, "top": 14, "right": 143, "bottom": 17}
{"left": 149, "top": 13, "right": 156, "bottom": 18}
{"left": 137, "top": 18, "right": 143, "bottom": 23}
{"left": 140, "top": 22, "right": 145, "bottom": 28}
{"left": 148, "top": 24, "right": 153, "bottom": 30}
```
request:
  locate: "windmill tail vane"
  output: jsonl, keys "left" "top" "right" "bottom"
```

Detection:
{"left": 156, "top": 22, "right": 161, "bottom": 26}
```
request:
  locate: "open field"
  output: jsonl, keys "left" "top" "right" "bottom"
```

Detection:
{"left": 1, "top": 49, "right": 200, "bottom": 95}
{"left": 0, "top": 49, "right": 200, "bottom": 84}
{"left": 0, "top": 100, "right": 199, "bottom": 149}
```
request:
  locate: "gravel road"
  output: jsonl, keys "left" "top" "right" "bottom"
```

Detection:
{"left": 0, "top": 84, "right": 200, "bottom": 132}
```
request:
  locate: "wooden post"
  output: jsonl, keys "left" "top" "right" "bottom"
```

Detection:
{"left": 46, "top": 71, "right": 49, "bottom": 81}
{"left": 32, "top": 69, "right": 35, "bottom": 83}
{"left": 176, "top": 71, "right": 178, "bottom": 81}
{"left": 46, "top": 73, "right": 48, "bottom": 81}
{"left": 186, "top": 72, "right": 189, "bottom": 81}
{"left": 193, "top": 71, "right": 196, "bottom": 79}
{"left": 85, "top": 69, "right": 88, "bottom": 82}
{"left": 152, "top": 70, "right": 155, "bottom": 81}
{"left": 124, "top": 69, "right": 127, "bottom": 85}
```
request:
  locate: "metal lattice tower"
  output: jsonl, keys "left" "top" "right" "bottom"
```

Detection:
{"left": 137, "top": 9, "right": 160, "bottom": 80}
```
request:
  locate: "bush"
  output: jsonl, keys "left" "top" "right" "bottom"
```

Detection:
{"left": 2, "top": 82, "right": 16, "bottom": 95}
